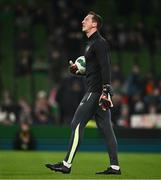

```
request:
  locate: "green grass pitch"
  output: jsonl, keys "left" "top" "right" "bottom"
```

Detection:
{"left": 0, "top": 151, "right": 161, "bottom": 179}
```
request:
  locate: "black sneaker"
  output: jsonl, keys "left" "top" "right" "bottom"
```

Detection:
{"left": 96, "top": 167, "right": 121, "bottom": 175}
{"left": 45, "top": 162, "right": 71, "bottom": 174}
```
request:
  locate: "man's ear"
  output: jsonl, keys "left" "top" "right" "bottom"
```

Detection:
{"left": 92, "top": 22, "right": 97, "bottom": 28}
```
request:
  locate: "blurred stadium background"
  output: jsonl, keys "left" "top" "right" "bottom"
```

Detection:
{"left": 0, "top": 0, "right": 161, "bottom": 177}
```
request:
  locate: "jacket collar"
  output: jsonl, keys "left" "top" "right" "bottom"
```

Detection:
{"left": 88, "top": 31, "right": 100, "bottom": 41}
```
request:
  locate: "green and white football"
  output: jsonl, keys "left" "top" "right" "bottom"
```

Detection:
{"left": 75, "top": 56, "right": 86, "bottom": 74}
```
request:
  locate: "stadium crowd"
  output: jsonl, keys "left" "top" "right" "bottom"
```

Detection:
{"left": 0, "top": 0, "right": 161, "bottom": 128}
{"left": 0, "top": 62, "right": 161, "bottom": 128}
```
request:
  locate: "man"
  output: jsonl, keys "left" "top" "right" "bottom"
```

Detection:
{"left": 46, "top": 11, "right": 121, "bottom": 175}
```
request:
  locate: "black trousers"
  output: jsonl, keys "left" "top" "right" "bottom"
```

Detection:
{"left": 64, "top": 92, "right": 119, "bottom": 165}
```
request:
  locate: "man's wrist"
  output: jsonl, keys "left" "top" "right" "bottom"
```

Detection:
{"left": 102, "top": 84, "right": 113, "bottom": 96}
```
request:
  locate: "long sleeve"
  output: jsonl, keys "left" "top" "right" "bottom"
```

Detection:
{"left": 95, "top": 40, "right": 111, "bottom": 85}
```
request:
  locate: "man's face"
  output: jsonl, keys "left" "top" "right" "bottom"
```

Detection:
{"left": 82, "top": 14, "right": 97, "bottom": 33}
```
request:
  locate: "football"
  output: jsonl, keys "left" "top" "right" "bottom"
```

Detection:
{"left": 75, "top": 56, "right": 86, "bottom": 74}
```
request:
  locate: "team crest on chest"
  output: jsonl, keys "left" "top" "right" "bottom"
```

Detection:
{"left": 85, "top": 45, "right": 90, "bottom": 53}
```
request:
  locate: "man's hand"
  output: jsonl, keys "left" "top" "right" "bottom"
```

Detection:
{"left": 99, "top": 84, "right": 113, "bottom": 111}
{"left": 69, "top": 61, "right": 80, "bottom": 74}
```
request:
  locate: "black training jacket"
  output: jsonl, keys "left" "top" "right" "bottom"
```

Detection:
{"left": 84, "top": 31, "right": 111, "bottom": 93}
